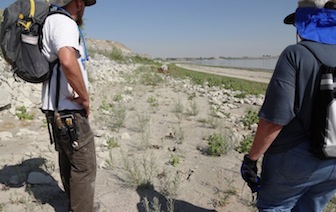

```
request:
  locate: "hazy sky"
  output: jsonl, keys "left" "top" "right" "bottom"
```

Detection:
{"left": 0, "top": 0, "right": 298, "bottom": 58}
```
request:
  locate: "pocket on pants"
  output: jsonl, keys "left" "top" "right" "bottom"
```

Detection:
{"left": 72, "top": 113, "right": 94, "bottom": 150}
{"left": 279, "top": 147, "right": 320, "bottom": 181}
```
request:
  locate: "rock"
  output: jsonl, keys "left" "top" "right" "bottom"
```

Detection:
{"left": 0, "top": 131, "right": 13, "bottom": 141}
{"left": 0, "top": 86, "right": 11, "bottom": 111}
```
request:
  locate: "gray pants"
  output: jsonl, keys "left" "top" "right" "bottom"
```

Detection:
{"left": 49, "top": 111, "right": 97, "bottom": 212}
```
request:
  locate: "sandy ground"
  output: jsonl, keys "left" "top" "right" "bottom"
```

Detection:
{"left": 0, "top": 65, "right": 266, "bottom": 212}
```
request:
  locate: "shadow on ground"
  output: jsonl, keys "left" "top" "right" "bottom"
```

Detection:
{"left": 136, "top": 184, "right": 217, "bottom": 212}
{"left": 0, "top": 157, "right": 68, "bottom": 212}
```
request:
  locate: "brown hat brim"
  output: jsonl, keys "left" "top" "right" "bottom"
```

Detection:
{"left": 284, "top": 13, "right": 295, "bottom": 25}
{"left": 85, "top": 0, "right": 96, "bottom": 6}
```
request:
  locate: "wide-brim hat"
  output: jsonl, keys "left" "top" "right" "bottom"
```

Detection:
{"left": 283, "top": 0, "right": 331, "bottom": 24}
{"left": 52, "top": 0, "right": 96, "bottom": 7}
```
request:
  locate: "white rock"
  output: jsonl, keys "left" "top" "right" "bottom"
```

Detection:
{"left": 0, "top": 132, "right": 13, "bottom": 141}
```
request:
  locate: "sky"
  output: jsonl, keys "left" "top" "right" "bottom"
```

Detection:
{"left": 0, "top": 0, "right": 298, "bottom": 58}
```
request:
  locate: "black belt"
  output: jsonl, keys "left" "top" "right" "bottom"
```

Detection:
{"left": 42, "top": 109, "right": 87, "bottom": 117}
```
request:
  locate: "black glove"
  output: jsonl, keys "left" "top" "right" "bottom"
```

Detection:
{"left": 241, "top": 154, "right": 260, "bottom": 193}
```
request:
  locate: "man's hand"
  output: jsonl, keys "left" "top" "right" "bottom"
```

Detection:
{"left": 68, "top": 95, "right": 90, "bottom": 117}
{"left": 241, "top": 154, "right": 260, "bottom": 193}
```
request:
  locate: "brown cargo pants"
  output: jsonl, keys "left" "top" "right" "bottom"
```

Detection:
{"left": 48, "top": 111, "right": 97, "bottom": 212}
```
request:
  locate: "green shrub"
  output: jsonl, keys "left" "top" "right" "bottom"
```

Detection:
{"left": 236, "top": 134, "right": 254, "bottom": 154}
{"left": 242, "top": 108, "right": 259, "bottom": 127}
{"left": 16, "top": 106, "right": 34, "bottom": 120}
{"left": 207, "top": 132, "right": 233, "bottom": 156}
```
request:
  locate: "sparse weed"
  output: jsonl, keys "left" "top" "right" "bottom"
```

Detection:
{"left": 16, "top": 106, "right": 34, "bottom": 120}
{"left": 142, "top": 196, "right": 163, "bottom": 212}
{"left": 113, "top": 93, "right": 123, "bottom": 102}
{"left": 234, "top": 92, "right": 247, "bottom": 99}
{"left": 139, "top": 67, "right": 164, "bottom": 86}
{"left": 99, "top": 100, "right": 126, "bottom": 131}
{"left": 212, "top": 176, "right": 238, "bottom": 208}
{"left": 160, "top": 171, "right": 180, "bottom": 200}
{"left": 107, "top": 137, "right": 120, "bottom": 149}
{"left": 111, "top": 103, "right": 127, "bottom": 130}
{"left": 207, "top": 132, "right": 233, "bottom": 156}
{"left": 105, "top": 150, "right": 113, "bottom": 168}
{"left": 122, "top": 153, "right": 156, "bottom": 188}
{"left": 169, "top": 155, "right": 180, "bottom": 167}
{"left": 152, "top": 197, "right": 162, "bottom": 212}
{"left": 236, "top": 133, "right": 254, "bottom": 154}
{"left": 147, "top": 96, "right": 159, "bottom": 109}
{"left": 142, "top": 197, "right": 151, "bottom": 212}
{"left": 135, "top": 113, "right": 150, "bottom": 133}
{"left": 172, "top": 99, "right": 184, "bottom": 120}
{"left": 173, "top": 125, "right": 184, "bottom": 144}
{"left": 186, "top": 100, "right": 199, "bottom": 116}
{"left": 242, "top": 108, "right": 259, "bottom": 127}
{"left": 98, "top": 97, "right": 111, "bottom": 111}
{"left": 108, "top": 47, "right": 124, "bottom": 62}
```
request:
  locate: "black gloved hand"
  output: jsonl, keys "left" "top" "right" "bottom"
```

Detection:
{"left": 241, "top": 154, "right": 260, "bottom": 193}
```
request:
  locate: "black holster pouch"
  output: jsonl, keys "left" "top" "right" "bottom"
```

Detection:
{"left": 45, "top": 111, "right": 79, "bottom": 146}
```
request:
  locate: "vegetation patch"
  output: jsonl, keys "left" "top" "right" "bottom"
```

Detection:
{"left": 168, "top": 64, "right": 267, "bottom": 95}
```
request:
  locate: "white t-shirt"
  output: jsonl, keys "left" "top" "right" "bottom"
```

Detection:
{"left": 41, "top": 14, "right": 89, "bottom": 111}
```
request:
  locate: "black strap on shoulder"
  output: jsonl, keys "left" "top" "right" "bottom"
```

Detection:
{"left": 55, "top": 62, "right": 61, "bottom": 112}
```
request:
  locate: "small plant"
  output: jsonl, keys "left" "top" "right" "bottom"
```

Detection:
{"left": 160, "top": 171, "right": 180, "bottom": 209}
{"left": 135, "top": 113, "right": 150, "bottom": 133}
{"left": 16, "top": 106, "right": 34, "bottom": 120}
{"left": 98, "top": 97, "right": 111, "bottom": 111}
{"left": 121, "top": 153, "right": 156, "bottom": 188}
{"left": 207, "top": 132, "right": 233, "bottom": 156}
{"left": 212, "top": 176, "right": 238, "bottom": 208}
{"left": 105, "top": 151, "right": 113, "bottom": 168}
{"left": 235, "top": 133, "right": 254, "bottom": 154}
{"left": 107, "top": 137, "right": 119, "bottom": 149}
{"left": 186, "top": 100, "right": 199, "bottom": 116}
{"left": 172, "top": 99, "right": 184, "bottom": 120}
{"left": 147, "top": 96, "right": 159, "bottom": 108}
{"left": 242, "top": 108, "right": 259, "bottom": 127}
{"left": 173, "top": 125, "right": 184, "bottom": 144}
{"left": 169, "top": 155, "right": 180, "bottom": 167}
{"left": 234, "top": 92, "right": 247, "bottom": 99}
{"left": 139, "top": 66, "right": 163, "bottom": 86}
{"left": 113, "top": 93, "right": 123, "bottom": 102}
{"left": 111, "top": 103, "right": 127, "bottom": 130}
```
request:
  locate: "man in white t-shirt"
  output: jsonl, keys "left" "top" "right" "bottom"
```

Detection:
{"left": 41, "top": 0, "right": 97, "bottom": 211}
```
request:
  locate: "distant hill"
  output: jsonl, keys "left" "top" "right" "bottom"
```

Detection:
{"left": 86, "top": 38, "right": 133, "bottom": 55}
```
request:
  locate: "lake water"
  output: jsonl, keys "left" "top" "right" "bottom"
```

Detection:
{"left": 187, "top": 58, "right": 278, "bottom": 71}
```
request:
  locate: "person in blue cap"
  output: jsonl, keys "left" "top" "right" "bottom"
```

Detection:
{"left": 241, "top": 0, "right": 336, "bottom": 211}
